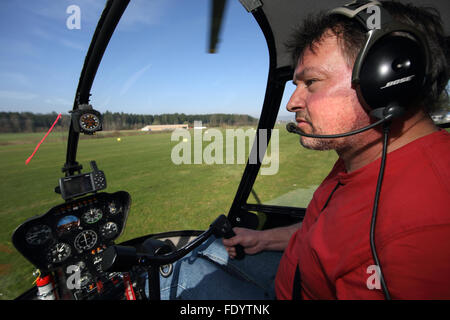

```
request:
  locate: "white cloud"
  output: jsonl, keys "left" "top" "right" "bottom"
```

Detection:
{"left": 120, "top": 63, "right": 152, "bottom": 96}
{"left": 31, "top": 27, "right": 53, "bottom": 41}
{"left": 117, "top": 0, "right": 174, "bottom": 30}
{"left": 0, "top": 73, "right": 31, "bottom": 87}
{"left": 28, "top": 0, "right": 104, "bottom": 26}
{"left": 59, "top": 38, "right": 85, "bottom": 51}
{"left": 25, "top": 0, "right": 172, "bottom": 30}
{"left": 2, "top": 40, "right": 37, "bottom": 57}
{"left": 30, "top": 25, "right": 85, "bottom": 51}
{"left": 0, "top": 90, "right": 38, "bottom": 101}
{"left": 44, "top": 97, "right": 72, "bottom": 107}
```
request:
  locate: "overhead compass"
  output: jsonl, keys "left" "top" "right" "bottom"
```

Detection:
{"left": 79, "top": 113, "right": 101, "bottom": 133}
{"left": 71, "top": 104, "right": 102, "bottom": 135}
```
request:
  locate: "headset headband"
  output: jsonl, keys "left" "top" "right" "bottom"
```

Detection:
{"left": 329, "top": 0, "right": 385, "bottom": 28}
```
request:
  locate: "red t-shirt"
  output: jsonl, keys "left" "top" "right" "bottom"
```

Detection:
{"left": 275, "top": 130, "right": 450, "bottom": 299}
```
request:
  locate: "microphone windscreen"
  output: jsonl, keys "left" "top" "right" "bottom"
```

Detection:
{"left": 286, "top": 122, "right": 299, "bottom": 133}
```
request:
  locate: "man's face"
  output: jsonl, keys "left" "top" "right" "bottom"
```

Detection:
{"left": 287, "top": 33, "right": 372, "bottom": 152}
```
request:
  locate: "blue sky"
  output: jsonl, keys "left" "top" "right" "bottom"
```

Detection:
{"left": 0, "top": 0, "right": 295, "bottom": 119}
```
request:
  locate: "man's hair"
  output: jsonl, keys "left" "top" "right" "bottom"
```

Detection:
{"left": 286, "top": 0, "right": 449, "bottom": 113}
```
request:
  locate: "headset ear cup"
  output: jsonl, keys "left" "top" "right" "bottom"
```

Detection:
{"left": 355, "top": 33, "right": 427, "bottom": 111}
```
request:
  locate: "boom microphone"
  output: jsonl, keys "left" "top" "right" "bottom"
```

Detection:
{"left": 286, "top": 105, "right": 405, "bottom": 139}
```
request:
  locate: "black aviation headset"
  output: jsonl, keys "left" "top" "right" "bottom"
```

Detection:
{"left": 286, "top": 0, "right": 431, "bottom": 299}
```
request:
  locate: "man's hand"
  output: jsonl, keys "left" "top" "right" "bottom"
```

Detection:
{"left": 223, "top": 227, "right": 265, "bottom": 259}
{"left": 222, "top": 222, "right": 302, "bottom": 259}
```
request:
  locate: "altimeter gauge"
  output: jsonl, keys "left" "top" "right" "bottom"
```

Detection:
{"left": 48, "top": 242, "right": 72, "bottom": 263}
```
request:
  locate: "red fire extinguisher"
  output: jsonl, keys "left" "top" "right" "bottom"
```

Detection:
{"left": 36, "top": 274, "right": 57, "bottom": 300}
{"left": 123, "top": 273, "right": 136, "bottom": 300}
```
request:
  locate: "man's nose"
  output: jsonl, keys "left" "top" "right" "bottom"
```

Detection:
{"left": 286, "top": 85, "right": 306, "bottom": 113}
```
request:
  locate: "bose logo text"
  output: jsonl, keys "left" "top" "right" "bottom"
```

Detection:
{"left": 380, "top": 75, "right": 415, "bottom": 89}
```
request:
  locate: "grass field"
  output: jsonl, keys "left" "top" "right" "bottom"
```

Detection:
{"left": 0, "top": 125, "right": 337, "bottom": 299}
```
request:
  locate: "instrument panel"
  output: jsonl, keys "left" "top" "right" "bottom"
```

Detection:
{"left": 12, "top": 191, "right": 131, "bottom": 298}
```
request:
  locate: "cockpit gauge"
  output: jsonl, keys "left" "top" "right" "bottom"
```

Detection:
{"left": 57, "top": 215, "right": 80, "bottom": 234}
{"left": 79, "top": 113, "right": 101, "bottom": 133}
{"left": 73, "top": 261, "right": 86, "bottom": 272}
{"left": 71, "top": 105, "right": 102, "bottom": 135}
{"left": 25, "top": 225, "right": 52, "bottom": 245}
{"left": 82, "top": 208, "right": 103, "bottom": 224}
{"left": 100, "top": 222, "right": 119, "bottom": 239}
{"left": 74, "top": 230, "right": 98, "bottom": 252}
{"left": 47, "top": 242, "right": 72, "bottom": 263}
{"left": 77, "top": 272, "right": 95, "bottom": 290}
{"left": 107, "top": 202, "right": 121, "bottom": 215}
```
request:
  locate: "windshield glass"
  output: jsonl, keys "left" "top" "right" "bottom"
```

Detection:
{"left": 84, "top": 0, "right": 267, "bottom": 236}
{"left": 0, "top": 0, "right": 267, "bottom": 299}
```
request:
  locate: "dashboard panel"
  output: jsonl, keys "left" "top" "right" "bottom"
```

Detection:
{"left": 12, "top": 191, "right": 132, "bottom": 299}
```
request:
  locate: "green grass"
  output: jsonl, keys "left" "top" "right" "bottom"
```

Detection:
{"left": 0, "top": 126, "right": 337, "bottom": 299}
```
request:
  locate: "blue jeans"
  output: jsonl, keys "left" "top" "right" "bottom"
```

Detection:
{"left": 147, "top": 236, "right": 283, "bottom": 300}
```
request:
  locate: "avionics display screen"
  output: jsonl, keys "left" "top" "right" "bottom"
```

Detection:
{"left": 62, "top": 174, "right": 93, "bottom": 197}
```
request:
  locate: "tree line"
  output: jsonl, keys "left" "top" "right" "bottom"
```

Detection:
{"left": 0, "top": 111, "right": 259, "bottom": 133}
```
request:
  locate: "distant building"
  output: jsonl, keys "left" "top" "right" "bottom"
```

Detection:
{"left": 193, "top": 120, "right": 207, "bottom": 130}
{"left": 141, "top": 124, "right": 188, "bottom": 132}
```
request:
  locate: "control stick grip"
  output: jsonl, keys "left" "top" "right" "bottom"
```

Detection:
{"left": 223, "top": 228, "right": 246, "bottom": 260}
{"left": 210, "top": 215, "right": 246, "bottom": 260}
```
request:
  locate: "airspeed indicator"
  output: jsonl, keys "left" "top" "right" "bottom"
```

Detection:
{"left": 82, "top": 208, "right": 103, "bottom": 224}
